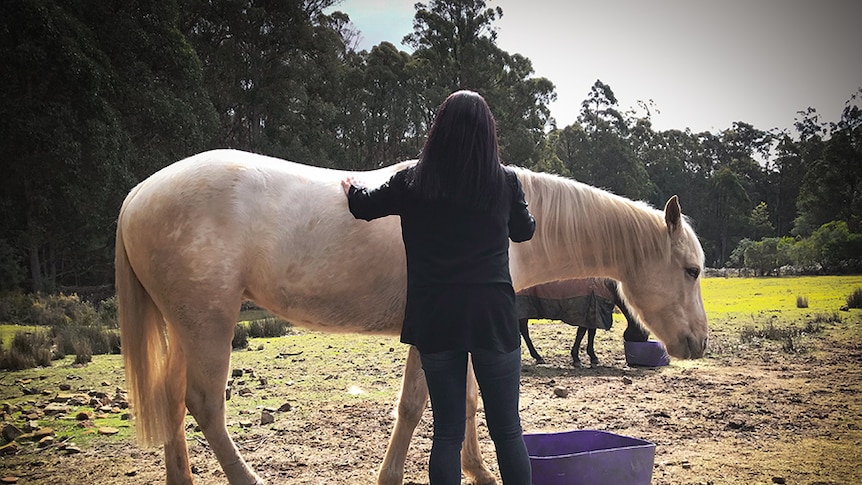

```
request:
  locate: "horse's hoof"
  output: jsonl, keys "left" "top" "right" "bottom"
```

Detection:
{"left": 536, "top": 357, "right": 546, "bottom": 365}
{"left": 572, "top": 360, "right": 583, "bottom": 368}
{"left": 590, "top": 360, "right": 599, "bottom": 368}
{"left": 474, "top": 479, "right": 497, "bottom": 485}
{"left": 470, "top": 473, "right": 498, "bottom": 485}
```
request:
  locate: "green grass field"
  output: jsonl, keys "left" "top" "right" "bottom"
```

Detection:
{"left": 702, "top": 275, "right": 861, "bottom": 321}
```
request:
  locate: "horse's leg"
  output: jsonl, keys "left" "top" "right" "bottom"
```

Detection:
{"left": 462, "top": 355, "right": 497, "bottom": 485}
{"left": 182, "top": 318, "right": 263, "bottom": 485}
{"left": 378, "top": 346, "right": 429, "bottom": 485}
{"left": 586, "top": 328, "right": 599, "bottom": 367}
{"left": 572, "top": 326, "right": 587, "bottom": 367}
{"left": 623, "top": 318, "right": 650, "bottom": 342}
{"left": 519, "top": 318, "right": 545, "bottom": 364}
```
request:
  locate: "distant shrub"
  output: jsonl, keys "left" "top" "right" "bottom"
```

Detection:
{"left": 0, "top": 292, "right": 121, "bottom": 369}
{"left": 98, "top": 296, "right": 118, "bottom": 328}
{"left": 796, "top": 295, "right": 808, "bottom": 308}
{"left": 247, "top": 317, "right": 290, "bottom": 338}
{"left": 808, "top": 313, "right": 840, "bottom": 325}
{"left": 54, "top": 325, "right": 120, "bottom": 356}
{"left": 740, "top": 323, "right": 788, "bottom": 342}
{"left": 739, "top": 320, "right": 824, "bottom": 354}
{"left": 241, "top": 301, "right": 261, "bottom": 311}
{"left": 29, "top": 293, "right": 98, "bottom": 327}
{"left": 73, "top": 338, "right": 93, "bottom": 365}
{"left": 847, "top": 288, "right": 862, "bottom": 309}
{"left": 0, "top": 329, "right": 53, "bottom": 370}
{"left": 232, "top": 324, "right": 249, "bottom": 349}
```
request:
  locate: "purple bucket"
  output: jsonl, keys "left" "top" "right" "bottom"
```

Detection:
{"left": 524, "top": 430, "right": 655, "bottom": 485}
{"left": 624, "top": 340, "right": 671, "bottom": 367}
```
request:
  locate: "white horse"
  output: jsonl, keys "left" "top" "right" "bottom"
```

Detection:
{"left": 115, "top": 149, "right": 708, "bottom": 485}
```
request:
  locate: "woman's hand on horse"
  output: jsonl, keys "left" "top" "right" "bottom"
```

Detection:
{"left": 341, "top": 176, "right": 363, "bottom": 195}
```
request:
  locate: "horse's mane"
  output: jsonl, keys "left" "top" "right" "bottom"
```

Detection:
{"left": 512, "top": 167, "right": 673, "bottom": 276}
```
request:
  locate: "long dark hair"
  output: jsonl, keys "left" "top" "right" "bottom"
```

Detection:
{"left": 412, "top": 90, "right": 505, "bottom": 210}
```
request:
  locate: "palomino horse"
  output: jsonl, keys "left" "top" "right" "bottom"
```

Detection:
{"left": 518, "top": 278, "right": 650, "bottom": 367}
{"left": 116, "top": 149, "right": 708, "bottom": 485}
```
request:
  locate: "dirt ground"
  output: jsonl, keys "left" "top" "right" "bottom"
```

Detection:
{"left": 2, "top": 318, "right": 861, "bottom": 485}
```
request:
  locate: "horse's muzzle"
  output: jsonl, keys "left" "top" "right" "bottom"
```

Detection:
{"left": 668, "top": 333, "right": 708, "bottom": 359}
{"left": 687, "top": 333, "right": 708, "bottom": 359}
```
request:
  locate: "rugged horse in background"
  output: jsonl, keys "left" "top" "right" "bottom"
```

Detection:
{"left": 115, "top": 149, "right": 708, "bottom": 485}
{"left": 517, "top": 277, "right": 650, "bottom": 367}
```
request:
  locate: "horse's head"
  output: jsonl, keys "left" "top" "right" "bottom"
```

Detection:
{"left": 620, "top": 196, "right": 709, "bottom": 359}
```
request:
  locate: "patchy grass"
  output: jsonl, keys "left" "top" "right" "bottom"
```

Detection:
{"left": 738, "top": 319, "right": 826, "bottom": 353}
{"left": 0, "top": 332, "right": 406, "bottom": 454}
{"left": 0, "top": 354, "right": 132, "bottom": 451}
{"left": 701, "top": 275, "right": 862, "bottom": 356}
{"left": 0, "top": 324, "right": 40, "bottom": 351}
{"left": 739, "top": 320, "right": 825, "bottom": 343}
{"left": 228, "top": 332, "right": 405, "bottom": 411}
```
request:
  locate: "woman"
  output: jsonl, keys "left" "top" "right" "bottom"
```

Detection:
{"left": 342, "top": 90, "right": 535, "bottom": 484}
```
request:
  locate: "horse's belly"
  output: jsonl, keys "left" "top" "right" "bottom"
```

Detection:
{"left": 248, "top": 282, "right": 407, "bottom": 337}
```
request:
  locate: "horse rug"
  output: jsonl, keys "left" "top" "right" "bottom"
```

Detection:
{"left": 516, "top": 278, "right": 616, "bottom": 330}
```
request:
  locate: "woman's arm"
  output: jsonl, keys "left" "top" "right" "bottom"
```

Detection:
{"left": 507, "top": 172, "right": 536, "bottom": 243}
{"left": 343, "top": 169, "right": 408, "bottom": 221}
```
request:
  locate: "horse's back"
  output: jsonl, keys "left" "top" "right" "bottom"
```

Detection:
{"left": 118, "top": 149, "right": 411, "bottom": 335}
{"left": 118, "top": 150, "right": 331, "bottom": 279}
{"left": 125, "top": 150, "right": 333, "bottom": 209}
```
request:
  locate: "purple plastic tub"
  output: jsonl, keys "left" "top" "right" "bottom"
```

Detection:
{"left": 524, "top": 430, "right": 655, "bottom": 485}
{"left": 624, "top": 340, "right": 671, "bottom": 367}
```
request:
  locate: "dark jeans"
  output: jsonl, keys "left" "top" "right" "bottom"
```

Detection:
{"left": 420, "top": 348, "right": 532, "bottom": 485}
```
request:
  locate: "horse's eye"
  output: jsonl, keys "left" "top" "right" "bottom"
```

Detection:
{"left": 686, "top": 267, "right": 700, "bottom": 279}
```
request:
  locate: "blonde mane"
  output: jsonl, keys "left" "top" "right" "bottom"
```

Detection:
{"left": 512, "top": 167, "right": 671, "bottom": 278}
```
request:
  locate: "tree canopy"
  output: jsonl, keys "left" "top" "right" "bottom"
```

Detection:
{"left": 1, "top": 0, "right": 859, "bottom": 293}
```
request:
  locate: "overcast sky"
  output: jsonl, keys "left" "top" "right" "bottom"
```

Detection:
{"left": 326, "top": 0, "right": 862, "bottom": 134}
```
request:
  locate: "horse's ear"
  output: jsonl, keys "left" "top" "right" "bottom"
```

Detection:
{"left": 664, "top": 195, "right": 682, "bottom": 234}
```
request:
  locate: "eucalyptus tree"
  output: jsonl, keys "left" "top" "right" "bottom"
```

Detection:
{"left": 632, "top": 126, "right": 707, "bottom": 218}
{"left": 557, "top": 80, "right": 651, "bottom": 200}
{"left": 794, "top": 90, "right": 862, "bottom": 235}
{"left": 1, "top": 0, "right": 119, "bottom": 291}
{"left": 403, "top": 0, "right": 555, "bottom": 165}
{"left": 770, "top": 133, "right": 805, "bottom": 236}
{"left": 1, "top": 0, "right": 216, "bottom": 292}
{"left": 95, "top": 1, "right": 219, "bottom": 179}
{"left": 180, "top": 0, "right": 348, "bottom": 165}
{"left": 704, "top": 166, "right": 751, "bottom": 266}
{"left": 718, "top": 122, "right": 774, "bottom": 219}
{"left": 579, "top": 80, "right": 626, "bottom": 134}
{"left": 404, "top": 0, "right": 503, "bottom": 93}
{"left": 344, "top": 42, "right": 427, "bottom": 169}
{"left": 529, "top": 130, "right": 570, "bottom": 176}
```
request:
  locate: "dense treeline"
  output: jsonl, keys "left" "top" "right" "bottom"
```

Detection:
{"left": 1, "top": 0, "right": 860, "bottom": 295}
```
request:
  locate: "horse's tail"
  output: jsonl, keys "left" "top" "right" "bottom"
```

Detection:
{"left": 116, "top": 205, "right": 177, "bottom": 447}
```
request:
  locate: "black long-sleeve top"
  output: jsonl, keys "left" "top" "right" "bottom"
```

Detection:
{"left": 347, "top": 166, "right": 535, "bottom": 353}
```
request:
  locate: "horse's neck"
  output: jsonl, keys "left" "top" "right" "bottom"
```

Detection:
{"left": 512, "top": 176, "right": 662, "bottom": 290}
{"left": 512, "top": 236, "right": 619, "bottom": 291}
